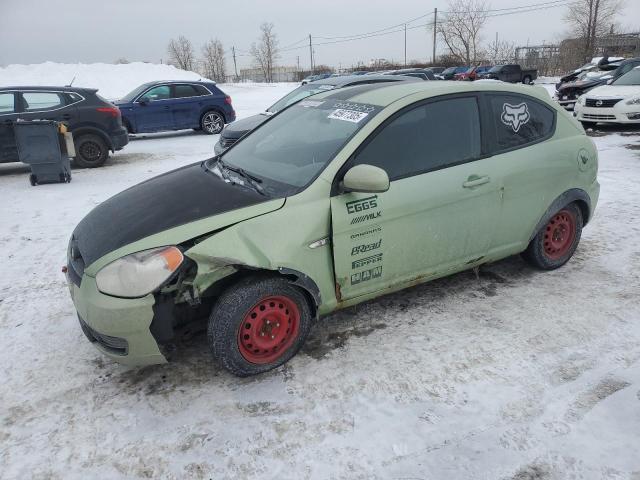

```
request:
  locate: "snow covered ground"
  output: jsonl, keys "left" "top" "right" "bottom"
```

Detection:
{"left": 1, "top": 67, "right": 640, "bottom": 479}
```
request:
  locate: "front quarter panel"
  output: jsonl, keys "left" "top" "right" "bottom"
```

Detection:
{"left": 185, "top": 179, "right": 338, "bottom": 314}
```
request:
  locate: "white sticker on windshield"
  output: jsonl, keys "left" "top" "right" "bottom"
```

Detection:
{"left": 328, "top": 109, "right": 369, "bottom": 123}
{"left": 299, "top": 100, "right": 324, "bottom": 108}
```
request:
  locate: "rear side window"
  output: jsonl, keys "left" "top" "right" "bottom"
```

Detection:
{"left": 22, "top": 92, "right": 65, "bottom": 111}
{"left": 173, "top": 84, "right": 199, "bottom": 98}
{"left": 488, "top": 94, "right": 555, "bottom": 152}
{"left": 353, "top": 96, "right": 481, "bottom": 180}
{"left": 0, "top": 92, "right": 15, "bottom": 113}
{"left": 194, "top": 84, "right": 211, "bottom": 95}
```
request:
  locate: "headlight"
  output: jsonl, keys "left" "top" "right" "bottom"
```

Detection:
{"left": 577, "top": 96, "right": 586, "bottom": 106}
{"left": 96, "top": 246, "right": 184, "bottom": 298}
{"left": 626, "top": 97, "right": 640, "bottom": 105}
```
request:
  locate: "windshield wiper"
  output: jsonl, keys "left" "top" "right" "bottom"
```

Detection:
{"left": 218, "top": 158, "right": 266, "bottom": 195}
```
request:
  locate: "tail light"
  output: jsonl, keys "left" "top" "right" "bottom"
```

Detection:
{"left": 96, "top": 107, "right": 120, "bottom": 118}
{"left": 224, "top": 96, "right": 232, "bottom": 105}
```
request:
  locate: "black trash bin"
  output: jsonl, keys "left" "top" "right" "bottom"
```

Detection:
{"left": 0, "top": 122, "right": 18, "bottom": 163}
{"left": 14, "top": 120, "right": 72, "bottom": 186}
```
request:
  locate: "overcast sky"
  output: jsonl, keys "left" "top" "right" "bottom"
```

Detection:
{"left": 1, "top": 0, "right": 638, "bottom": 69}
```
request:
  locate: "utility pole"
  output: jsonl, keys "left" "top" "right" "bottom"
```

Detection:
{"left": 432, "top": 7, "right": 438, "bottom": 64}
{"left": 232, "top": 46, "right": 238, "bottom": 81}
{"left": 309, "top": 34, "right": 314, "bottom": 74}
{"left": 404, "top": 23, "right": 407, "bottom": 67}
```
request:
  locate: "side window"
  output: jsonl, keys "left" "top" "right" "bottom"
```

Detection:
{"left": 22, "top": 92, "right": 64, "bottom": 111}
{"left": 139, "top": 85, "right": 170, "bottom": 101}
{"left": 488, "top": 94, "right": 555, "bottom": 151}
{"left": 193, "top": 84, "right": 211, "bottom": 95}
{"left": 352, "top": 96, "right": 481, "bottom": 180}
{"left": 0, "top": 92, "right": 15, "bottom": 113}
{"left": 173, "top": 84, "right": 199, "bottom": 98}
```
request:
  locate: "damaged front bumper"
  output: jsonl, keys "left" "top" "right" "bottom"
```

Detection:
{"left": 68, "top": 273, "right": 167, "bottom": 366}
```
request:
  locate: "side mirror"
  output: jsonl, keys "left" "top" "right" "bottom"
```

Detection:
{"left": 341, "top": 164, "right": 390, "bottom": 194}
{"left": 138, "top": 98, "right": 149, "bottom": 106}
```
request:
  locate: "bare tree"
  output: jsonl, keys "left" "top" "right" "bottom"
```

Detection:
{"left": 564, "top": 0, "right": 625, "bottom": 60}
{"left": 435, "top": 0, "right": 490, "bottom": 65}
{"left": 487, "top": 38, "right": 516, "bottom": 64}
{"left": 201, "top": 39, "right": 227, "bottom": 82}
{"left": 250, "top": 23, "right": 280, "bottom": 83}
{"left": 167, "top": 35, "right": 195, "bottom": 71}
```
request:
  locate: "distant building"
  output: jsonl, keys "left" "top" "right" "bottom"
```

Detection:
{"left": 239, "top": 66, "right": 298, "bottom": 83}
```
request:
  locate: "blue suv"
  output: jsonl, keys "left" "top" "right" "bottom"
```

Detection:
{"left": 114, "top": 81, "right": 235, "bottom": 135}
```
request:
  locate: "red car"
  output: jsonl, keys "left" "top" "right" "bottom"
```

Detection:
{"left": 455, "top": 65, "right": 492, "bottom": 81}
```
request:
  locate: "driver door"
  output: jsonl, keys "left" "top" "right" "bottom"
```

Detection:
{"left": 133, "top": 85, "right": 174, "bottom": 132}
{"left": 330, "top": 95, "right": 502, "bottom": 301}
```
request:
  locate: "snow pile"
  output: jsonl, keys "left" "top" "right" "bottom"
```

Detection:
{"left": 0, "top": 61, "right": 211, "bottom": 100}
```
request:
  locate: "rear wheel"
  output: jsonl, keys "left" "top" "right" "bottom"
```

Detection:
{"left": 522, "top": 203, "right": 583, "bottom": 270}
{"left": 208, "top": 276, "right": 313, "bottom": 377}
{"left": 74, "top": 134, "right": 108, "bottom": 168}
{"left": 523, "top": 75, "right": 532, "bottom": 84}
{"left": 200, "top": 110, "right": 224, "bottom": 135}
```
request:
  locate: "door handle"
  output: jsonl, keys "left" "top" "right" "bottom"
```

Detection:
{"left": 462, "top": 175, "right": 490, "bottom": 188}
{"left": 163, "top": 106, "right": 170, "bottom": 109}
{"left": 62, "top": 114, "right": 71, "bottom": 120}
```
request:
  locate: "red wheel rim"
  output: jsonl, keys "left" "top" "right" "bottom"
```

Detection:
{"left": 543, "top": 209, "right": 576, "bottom": 260}
{"left": 237, "top": 295, "right": 300, "bottom": 364}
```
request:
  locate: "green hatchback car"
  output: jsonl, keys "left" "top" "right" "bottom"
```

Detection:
{"left": 66, "top": 81, "right": 599, "bottom": 376}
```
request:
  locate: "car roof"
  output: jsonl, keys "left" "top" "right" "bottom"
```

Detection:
{"left": 0, "top": 85, "right": 98, "bottom": 93}
{"left": 311, "top": 80, "right": 553, "bottom": 108}
{"left": 312, "top": 74, "right": 417, "bottom": 86}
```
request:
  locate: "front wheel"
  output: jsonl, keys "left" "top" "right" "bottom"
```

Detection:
{"left": 200, "top": 110, "right": 224, "bottom": 135}
{"left": 208, "top": 276, "right": 313, "bottom": 377}
{"left": 522, "top": 203, "right": 583, "bottom": 270}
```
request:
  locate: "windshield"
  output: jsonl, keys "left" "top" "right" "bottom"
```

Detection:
{"left": 266, "top": 83, "right": 336, "bottom": 113}
{"left": 613, "top": 67, "right": 640, "bottom": 86}
{"left": 442, "top": 67, "right": 457, "bottom": 75}
{"left": 214, "top": 98, "right": 381, "bottom": 190}
{"left": 120, "top": 83, "right": 152, "bottom": 102}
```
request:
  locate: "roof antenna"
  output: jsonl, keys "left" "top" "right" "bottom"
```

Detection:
{"left": 67, "top": 75, "right": 76, "bottom": 87}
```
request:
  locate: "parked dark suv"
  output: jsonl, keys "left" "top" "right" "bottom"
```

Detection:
{"left": 114, "top": 81, "right": 235, "bottom": 135}
{"left": 0, "top": 86, "right": 128, "bottom": 167}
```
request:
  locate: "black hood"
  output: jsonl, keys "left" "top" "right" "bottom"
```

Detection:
{"left": 72, "top": 162, "right": 267, "bottom": 267}
{"left": 221, "top": 114, "right": 269, "bottom": 139}
{"left": 558, "top": 77, "right": 605, "bottom": 93}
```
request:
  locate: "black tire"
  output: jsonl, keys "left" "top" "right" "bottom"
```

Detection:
{"left": 208, "top": 276, "right": 313, "bottom": 377}
{"left": 522, "top": 202, "right": 583, "bottom": 270}
{"left": 581, "top": 121, "right": 597, "bottom": 130}
{"left": 200, "top": 110, "right": 225, "bottom": 135}
{"left": 74, "top": 134, "right": 108, "bottom": 168}
{"left": 523, "top": 75, "right": 532, "bottom": 84}
{"left": 29, "top": 174, "right": 37, "bottom": 186}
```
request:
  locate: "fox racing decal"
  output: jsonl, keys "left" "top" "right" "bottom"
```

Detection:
{"left": 500, "top": 102, "right": 530, "bottom": 133}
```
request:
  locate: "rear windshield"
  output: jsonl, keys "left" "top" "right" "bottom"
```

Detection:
{"left": 489, "top": 66, "right": 503, "bottom": 73}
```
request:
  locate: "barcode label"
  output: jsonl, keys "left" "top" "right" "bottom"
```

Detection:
{"left": 328, "top": 109, "right": 369, "bottom": 123}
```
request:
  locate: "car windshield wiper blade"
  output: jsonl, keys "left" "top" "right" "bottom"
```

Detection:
{"left": 218, "top": 158, "right": 266, "bottom": 195}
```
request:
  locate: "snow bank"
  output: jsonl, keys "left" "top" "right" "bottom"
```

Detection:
{"left": 0, "top": 61, "right": 211, "bottom": 100}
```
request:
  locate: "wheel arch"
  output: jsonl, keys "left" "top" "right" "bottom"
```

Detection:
{"left": 200, "top": 107, "right": 226, "bottom": 124}
{"left": 73, "top": 126, "right": 113, "bottom": 151}
{"left": 528, "top": 188, "right": 591, "bottom": 243}
{"left": 200, "top": 265, "right": 321, "bottom": 320}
